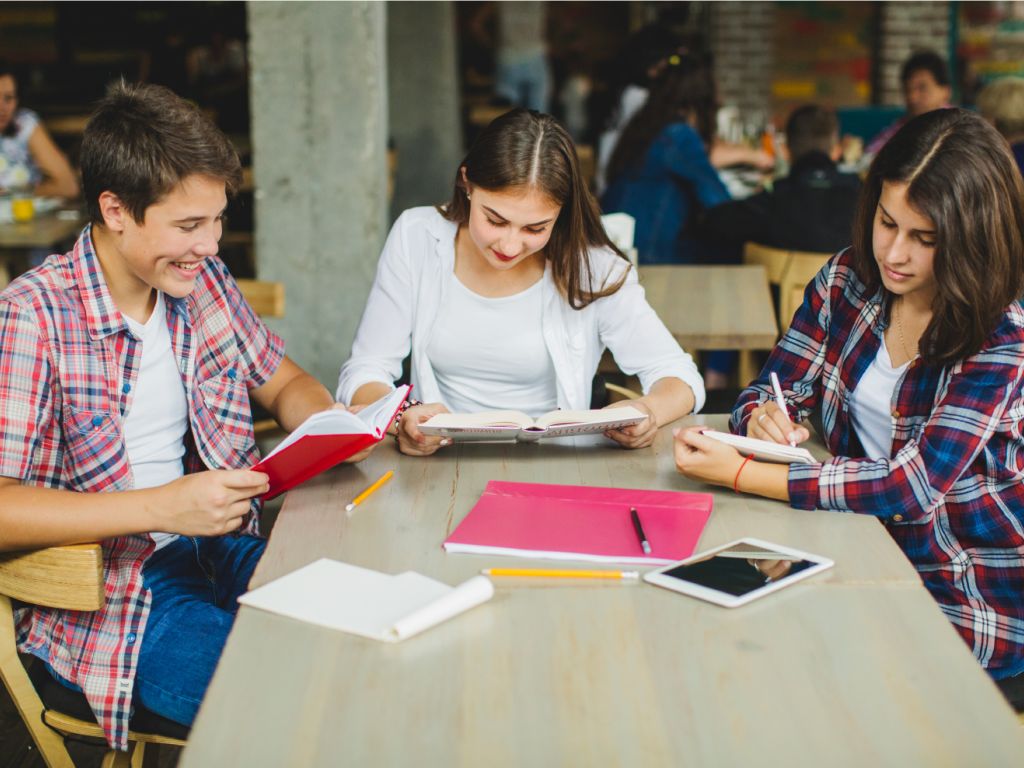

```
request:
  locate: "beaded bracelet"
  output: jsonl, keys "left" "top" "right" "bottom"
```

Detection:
{"left": 733, "top": 454, "right": 754, "bottom": 494}
{"left": 392, "top": 397, "right": 424, "bottom": 435}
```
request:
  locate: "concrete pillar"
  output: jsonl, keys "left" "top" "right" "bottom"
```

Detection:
{"left": 386, "top": 1, "right": 463, "bottom": 221}
{"left": 248, "top": 1, "right": 388, "bottom": 388}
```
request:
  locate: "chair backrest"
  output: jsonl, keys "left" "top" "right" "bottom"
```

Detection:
{"left": 742, "top": 242, "right": 791, "bottom": 286}
{"left": 778, "top": 252, "right": 831, "bottom": 332}
{"left": 237, "top": 279, "right": 285, "bottom": 319}
{"left": 0, "top": 544, "right": 104, "bottom": 611}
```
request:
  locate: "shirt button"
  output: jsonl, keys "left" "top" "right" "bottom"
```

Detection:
{"left": 122, "top": 383, "right": 131, "bottom": 394}
{"left": 226, "top": 368, "right": 237, "bottom": 381}
{"left": 892, "top": 514, "right": 905, "bottom": 523}
{"left": 891, "top": 410, "right": 900, "bottom": 419}
{"left": 91, "top": 415, "right": 103, "bottom": 428}
{"left": 126, "top": 632, "right": 136, "bottom": 644}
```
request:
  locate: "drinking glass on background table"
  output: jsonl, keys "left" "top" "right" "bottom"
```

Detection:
{"left": 12, "top": 194, "right": 33, "bottom": 222}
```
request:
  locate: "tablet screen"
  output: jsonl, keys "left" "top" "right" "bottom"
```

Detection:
{"left": 658, "top": 543, "right": 816, "bottom": 597}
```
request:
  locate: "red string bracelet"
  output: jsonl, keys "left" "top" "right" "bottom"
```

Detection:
{"left": 733, "top": 454, "right": 754, "bottom": 494}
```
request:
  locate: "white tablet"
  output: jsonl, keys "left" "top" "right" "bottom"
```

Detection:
{"left": 643, "top": 537, "right": 833, "bottom": 608}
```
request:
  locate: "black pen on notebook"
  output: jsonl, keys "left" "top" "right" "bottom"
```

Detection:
{"left": 630, "top": 507, "right": 651, "bottom": 555}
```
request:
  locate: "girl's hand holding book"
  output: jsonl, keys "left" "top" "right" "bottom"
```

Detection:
{"left": 602, "top": 399, "right": 658, "bottom": 449}
{"left": 397, "top": 402, "right": 453, "bottom": 457}
{"left": 672, "top": 426, "right": 745, "bottom": 488}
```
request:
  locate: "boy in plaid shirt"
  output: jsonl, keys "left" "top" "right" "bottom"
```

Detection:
{"left": 0, "top": 82, "right": 371, "bottom": 750}
{"left": 675, "top": 109, "right": 1024, "bottom": 707}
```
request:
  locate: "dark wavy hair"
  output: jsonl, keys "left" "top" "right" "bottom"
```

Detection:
{"left": 440, "top": 108, "right": 627, "bottom": 309}
{"left": 81, "top": 81, "right": 241, "bottom": 224}
{"left": 851, "top": 108, "right": 1024, "bottom": 367}
{"left": 606, "top": 52, "right": 717, "bottom": 185}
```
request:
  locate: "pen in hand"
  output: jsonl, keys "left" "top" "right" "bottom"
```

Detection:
{"left": 630, "top": 507, "right": 651, "bottom": 555}
{"left": 769, "top": 372, "right": 797, "bottom": 447}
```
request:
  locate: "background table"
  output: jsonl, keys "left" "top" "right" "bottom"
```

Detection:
{"left": 638, "top": 264, "right": 777, "bottom": 385}
{"left": 0, "top": 209, "right": 84, "bottom": 288}
{"left": 182, "top": 416, "right": 1024, "bottom": 767}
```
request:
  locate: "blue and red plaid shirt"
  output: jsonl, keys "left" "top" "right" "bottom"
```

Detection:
{"left": 0, "top": 226, "right": 284, "bottom": 749}
{"left": 732, "top": 248, "right": 1024, "bottom": 680}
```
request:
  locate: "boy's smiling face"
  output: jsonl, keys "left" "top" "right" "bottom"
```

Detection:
{"left": 95, "top": 174, "right": 227, "bottom": 318}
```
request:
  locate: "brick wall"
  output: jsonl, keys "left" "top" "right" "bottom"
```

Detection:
{"left": 709, "top": 1, "right": 774, "bottom": 118}
{"left": 877, "top": 1, "right": 950, "bottom": 105}
{"left": 709, "top": 1, "right": 952, "bottom": 116}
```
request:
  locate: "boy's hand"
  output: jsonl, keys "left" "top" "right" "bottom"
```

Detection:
{"left": 602, "top": 399, "right": 658, "bottom": 449}
{"left": 159, "top": 470, "right": 270, "bottom": 536}
{"left": 397, "top": 402, "right": 452, "bottom": 457}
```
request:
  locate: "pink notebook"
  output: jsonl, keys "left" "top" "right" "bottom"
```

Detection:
{"left": 443, "top": 481, "right": 714, "bottom": 565}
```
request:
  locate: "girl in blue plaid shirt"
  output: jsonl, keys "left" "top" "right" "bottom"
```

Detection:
{"left": 675, "top": 108, "right": 1024, "bottom": 705}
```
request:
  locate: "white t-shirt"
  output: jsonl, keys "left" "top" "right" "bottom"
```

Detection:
{"left": 427, "top": 272, "right": 557, "bottom": 417}
{"left": 848, "top": 336, "right": 909, "bottom": 460}
{"left": 123, "top": 292, "right": 188, "bottom": 550}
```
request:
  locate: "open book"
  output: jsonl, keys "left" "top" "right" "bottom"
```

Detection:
{"left": 700, "top": 429, "right": 815, "bottom": 464}
{"left": 238, "top": 558, "right": 493, "bottom": 642}
{"left": 254, "top": 385, "right": 410, "bottom": 499}
{"left": 419, "top": 406, "right": 647, "bottom": 442}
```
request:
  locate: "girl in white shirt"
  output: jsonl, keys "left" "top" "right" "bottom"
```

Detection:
{"left": 338, "top": 108, "right": 704, "bottom": 456}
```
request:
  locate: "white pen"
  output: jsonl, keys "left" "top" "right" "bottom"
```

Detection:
{"left": 769, "top": 371, "right": 797, "bottom": 447}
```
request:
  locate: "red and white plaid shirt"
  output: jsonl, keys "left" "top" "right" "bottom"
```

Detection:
{"left": 0, "top": 226, "right": 284, "bottom": 749}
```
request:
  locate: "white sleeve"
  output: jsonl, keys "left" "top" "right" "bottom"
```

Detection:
{"left": 336, "top": 214, "right": 416, "bottom": 404}
{"left": 597, "top": 259, "right": 706, "bottom": 413}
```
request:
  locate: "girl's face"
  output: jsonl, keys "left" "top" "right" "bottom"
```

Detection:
{"left": 873, "top": 180, "right": 938, "bottom": 304}
{"left": 462, "top": 182, "right": 562, "bottom": 274}
{"left": 0, "top": 75, "right": 18, "bottom": 134}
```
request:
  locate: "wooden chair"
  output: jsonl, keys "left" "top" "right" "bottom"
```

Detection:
{"left": 743, "top": 243, "right": 830, "bottom": 334}
{"left": 0, "top": 544, "right": 186, "bottom": 767}
{"left": 237, "top": 279, "right": 286, "bottom": 437}
{"left": 777, "top": 252, "right": 830, "bottom": 333}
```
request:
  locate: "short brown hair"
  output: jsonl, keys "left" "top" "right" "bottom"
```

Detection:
{"left": 441, "top": 108, "right": 627, "bottom": 309}
{"left": 784, "top": 105, "right": 838, "bottom": 162}
{"left": 852, "top": 108, "right": 1024, "bottom": 367}
{"left": 81, "top": 81, "right": 241, "bottom": 223}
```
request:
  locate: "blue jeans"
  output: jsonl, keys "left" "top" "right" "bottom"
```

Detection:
{"left": 47, "top": 534, "right": 265, "bottom": 727}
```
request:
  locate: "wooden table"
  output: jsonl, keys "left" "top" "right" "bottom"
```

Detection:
{"left": 0, "top": 210, "right": 84, "bottom": 287}
{"left": 181, "top": 417, "right": 1024, "bottom": 766}
{"left": 638, "top": 264, "right": 778, "bottom": 385}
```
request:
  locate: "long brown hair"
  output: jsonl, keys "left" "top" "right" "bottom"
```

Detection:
{"left": 852, "top": 108, "right": 1024, "bottom": 367}
{"left": 440, "top": 108, "right": 627, "bottom": 309}
{"left": 606, "top": 51, "right": 717, "bottom": 185}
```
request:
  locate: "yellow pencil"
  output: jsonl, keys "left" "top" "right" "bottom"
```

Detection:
{"left": 482, "top": 568, "right": 640, "bottom": 580}
{"left": 345, "top": 470, "right": 394, "bottom": 513}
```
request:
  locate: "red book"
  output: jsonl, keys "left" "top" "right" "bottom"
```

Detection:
{"left": 443, "top": 480, "right": 713, "bottom": 565}
{"left": 254, "top": 385, "right": 410, "bottom": 499}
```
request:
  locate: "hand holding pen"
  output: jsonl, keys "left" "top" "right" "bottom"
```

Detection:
{"left": 748, "top": 372, "right": 810, "bottom": 447}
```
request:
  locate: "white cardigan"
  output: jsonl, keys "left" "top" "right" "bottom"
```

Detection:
{"left": 337, "top": 207, "right": 705, "bottom": 413}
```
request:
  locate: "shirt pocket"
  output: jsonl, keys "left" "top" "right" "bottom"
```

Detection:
{"left": 195, "top": 366, "right": 255, "bottom": 457}
{"left": 61, "top": 406, "right": 129, "bottom": 492}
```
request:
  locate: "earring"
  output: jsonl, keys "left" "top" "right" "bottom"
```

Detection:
{"left": 465, "top": 191, "right": 472, "bottom": 200}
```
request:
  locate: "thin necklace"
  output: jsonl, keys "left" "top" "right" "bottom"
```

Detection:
{"left": 893, "top": 297, "right": 917, "bottom": 360}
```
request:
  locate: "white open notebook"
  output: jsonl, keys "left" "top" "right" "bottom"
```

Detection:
{"left": 700, "top": 429, "right": 815, "bottom": 464}
{"left": 419, "top": 406, "right": 646, "bottom": 442}
{"left": 238, "top": 558, "right": 493, "bottom": 642}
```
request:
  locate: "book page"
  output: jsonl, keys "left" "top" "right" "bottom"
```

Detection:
{"left": 534, "top": 406, "right": 645, "bottom": 429}
{"left": 421, "top": 410, "right": 534, "bottom": 430}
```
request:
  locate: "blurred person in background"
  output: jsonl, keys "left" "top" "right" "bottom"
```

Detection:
{"left": 601, "top": 51, "right": 729, "bottom": 266}
{"left": 0, "top": 62, "right": 78, "bottom": 199}
{"left": 976, "top": 76, "right": 1024, "bottom": 177}
{"left": 697, "top": 105, "right": 861, "bottom": 256}
{"left": 865, "top": 51, "right": 951, "bottom": 158}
